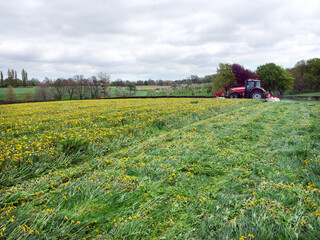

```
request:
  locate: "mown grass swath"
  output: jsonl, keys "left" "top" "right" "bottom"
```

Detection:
{"left": 0, "top": 99, "right": 319, "bottom": 239}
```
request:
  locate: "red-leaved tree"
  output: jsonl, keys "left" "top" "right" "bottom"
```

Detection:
{"left": 232, "top": 64, "right": 260, "bottom": 86}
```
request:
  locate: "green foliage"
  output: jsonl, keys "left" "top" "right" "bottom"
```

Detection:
{"left": 213, "top": 63, "right": 237, "bottom": 92}
{"left": 305, "top": 58, "right": 320, "bottom": 91}
{"left": 290, "top": 58, "right": 320, "bottom": 92}
{"left": 4, "top": 85, "right": 18, "bottom": 103}
{"left": 203, "top": 75, "right": 214, "bottom": 83}
{"left": 126, "top": 82, "right": 136, "bottom": 96}
{"left": 256, "top": 63, "right": 294, "bottom": 94}
{"left": 21, "top": 69, "right": 28, "bottom": 87}
{"left": 22, "top": 90, "right": 34, "bottom": 102}
{"left": 291, "top": 60, "right": 308, "bottom": 92}
{"left": 0, "top": 71, "right": 3, "bottom": 87}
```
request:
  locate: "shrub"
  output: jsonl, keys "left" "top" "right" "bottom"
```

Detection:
{"left": 4, "top": 85, "right": 18, "bottom": 103}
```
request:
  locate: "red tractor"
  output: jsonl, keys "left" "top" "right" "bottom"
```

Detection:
{"left": 215, "top": 79, "right": 272, "bottom": 99}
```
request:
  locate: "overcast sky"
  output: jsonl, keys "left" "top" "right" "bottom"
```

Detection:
{"left": 0, "top": 0, "right": 319, "bottom": 81}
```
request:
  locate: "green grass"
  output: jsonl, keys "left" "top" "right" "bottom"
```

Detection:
{"left": 0, "top": 87, "right": 35, "bottom": 101}
{"left": 283, "top": 91, "right": 320, "bottom": 97}
{"left": 291, "top": 92, "right": 320, "bottom": 97}
{"left": 108, "top": 88, "right": 150, "bottom": 97}
{"left": 1, "top": 100, "right": 320, "bottom": 239}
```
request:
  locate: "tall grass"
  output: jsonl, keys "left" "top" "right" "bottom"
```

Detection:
{"left": 0, "top": 99, "right": 319, "bottom": 239}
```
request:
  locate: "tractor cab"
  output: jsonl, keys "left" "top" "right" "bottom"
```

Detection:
{"left": 244, "top": 80, "right": 261, "bottom": 98}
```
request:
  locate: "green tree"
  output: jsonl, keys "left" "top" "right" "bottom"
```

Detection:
{"left": 305, "top": 58, "right": 320, "bottom": 91}
{"left": 0, "top": 71, "right": 3, "bottom": 87}
{"left": 212, "top": 63, "right": 236, "bottom": 93}
{"left": 291, "top": 60, "right": 307, "bottom": 92}
{"left": 14, "top": 70, "right": 18, "bottom": 86}
{"left": 256, "top": 63, "right": 293, "bottom": 95}
{"left": 4, "top": 85, "right": 18, "bottom": 103}
{"left": 21, "top": 69, "right": 28, "bottom": 87}
{"left": 126, "top": 81, "right": 136, "bottom": 96}
{"left": 203, "top": 75, "right": 214, "bottom": 83}
{"left": 8, "top": 69, "right": 14, "bottom": 86}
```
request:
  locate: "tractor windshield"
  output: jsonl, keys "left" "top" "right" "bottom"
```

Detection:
{"left": 246, "top": 81, "right": 255, "bottom": 92}
{"left": 255, "top": 81, "right": 261, "bottom": 88}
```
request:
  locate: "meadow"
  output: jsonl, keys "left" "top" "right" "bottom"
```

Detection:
{"left": 0, "top": 87, "right": 36, "bottom": 102}
{"left": 0, "top": 98, "right": 319, "bottom": 239}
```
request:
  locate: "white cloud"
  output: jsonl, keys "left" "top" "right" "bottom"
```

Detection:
{"left": 0, "top": 0, "right": 319, "bottom": 80}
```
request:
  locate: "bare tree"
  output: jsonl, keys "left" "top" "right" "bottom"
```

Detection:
{"left": 50, "top": 78, "right": 67, "bottom": 100}
{"left": 74, "top": 75, "right": 87, "bottom": 100}
{"left": 35, "top": 81, "right": 51, "bottom": 101}
{"left": 65, "top": 78, "right": 77, "bottom": 100}
{"left": 89, "top": 76, "right": 100, "bottom": 99}
{"left": 98, "top": 72, "right": 111, "bottom": 98}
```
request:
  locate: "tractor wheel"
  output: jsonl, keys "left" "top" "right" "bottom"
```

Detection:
{"left": 229, "top": 92, "right": 239, "bottom": 99}
{"left": 250, "top": 90, "right": 263, "bottom": 99}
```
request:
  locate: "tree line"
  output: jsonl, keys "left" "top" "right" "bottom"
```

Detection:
{"left": 0, "top": 69, "right": 39, "bottom": 87}
{"left": 213, "top": 58, "right": 320, "bottom": 95}
{"left": 111, "top": 75, "right": 214, "bottom": 87}
{"left": 0, "top": 68, "right": 214, "bottom": 89}
{"left": 35, "top": 74, "right": 214, "bottom": 101}
{"left": 35, "top": 73, "right": 112, "bottom": 101}
{"left": 1, "top": 57, "right": 319, "bottom": 103}
{"left": 289, "top": 59, "right": 320, "bottom": 92}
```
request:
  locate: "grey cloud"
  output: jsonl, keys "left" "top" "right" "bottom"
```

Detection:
{"left": 0, "top": 0, "right": 320, "bottom": 80}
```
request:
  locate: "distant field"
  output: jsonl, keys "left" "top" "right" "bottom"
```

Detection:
{"left": 0, "top": 87, "right": 35, "bottom": 101}
{"left": 292, "top": 92, "right": 320, "bottom": 96}
{"left": 1, "top": 99, "right": 319, "bottom": 239}
{"left": 136, "top": 85, "right": 171, "bottom": 90}
{"left": 111, "top": 85, "right": 171, "bottom": 90}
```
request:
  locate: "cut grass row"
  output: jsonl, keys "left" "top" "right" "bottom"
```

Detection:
{"left": 0, "top": 99, "right": 319, "bottom": 239}
{"left": 0, "top": 98, "right": 252, "bottom": 187}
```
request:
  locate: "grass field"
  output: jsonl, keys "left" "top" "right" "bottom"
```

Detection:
{"left": 0, "top": 99, "right": 319, "bottom": 239}
{"left": 290, "top": 92, "right": 320, "bottom": 97}
{"left": 135, "top": 86, "right": 171, "bottom": 90}
{"left": 0, "top": 87, "right": 35, "bottom": 101}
